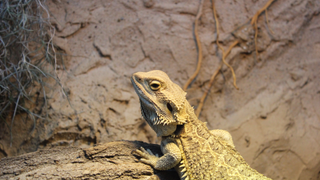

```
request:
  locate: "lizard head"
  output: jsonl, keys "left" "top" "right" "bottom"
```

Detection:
{"left": 131, "top": 70, "right": 188, "bottom": 137}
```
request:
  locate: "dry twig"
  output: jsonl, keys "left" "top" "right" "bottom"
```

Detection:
{"left": 183, "top": 0, "right": 204, "bottom": 91}
{"left": 196, "top": 40, "right": 239, "bottom": 117}
{"left": 250, "top": 0, "right": 275, "bottom": 57}
{"left": 195, "top": 0, "right": 239, "bottom": 117}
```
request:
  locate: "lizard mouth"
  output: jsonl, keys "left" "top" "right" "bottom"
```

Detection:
{"left": 131, "top": 76, "right": 162, "bottom": 120}
{"left": 131, "top": 76, "right": 154, "bottom": 107}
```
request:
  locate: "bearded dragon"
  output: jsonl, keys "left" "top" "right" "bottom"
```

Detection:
{"left": 131, "top": 70, "right": 271, "bottom": 180}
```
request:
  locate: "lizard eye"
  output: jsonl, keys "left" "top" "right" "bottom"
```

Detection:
{"left": 150, "top": 80, "right": 161, "bottom": 91}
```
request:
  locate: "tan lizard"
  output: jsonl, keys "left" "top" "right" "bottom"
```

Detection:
{"left": 131, "top": 70, "right": 271, "bottom": 180}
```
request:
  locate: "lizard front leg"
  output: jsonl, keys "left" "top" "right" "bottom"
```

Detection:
{"left": 134, "top": 137, "right": 181, "bottom": 170}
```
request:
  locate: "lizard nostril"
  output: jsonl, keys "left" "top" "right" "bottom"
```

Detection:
{"left": 133, "top": 73, "right": 143, "bottom": 82}
{"left": 134, "top": 76, "right": 142, "bottom": 82}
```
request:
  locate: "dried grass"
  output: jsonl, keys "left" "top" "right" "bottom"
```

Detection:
{"left": 0, "top": 0, "right": 60, "bottom": 145}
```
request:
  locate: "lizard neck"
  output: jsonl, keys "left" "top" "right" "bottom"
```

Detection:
{"left": 172, "top": 101, "right": 209, "bottom": 137}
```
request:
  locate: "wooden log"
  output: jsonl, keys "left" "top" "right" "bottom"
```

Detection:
{"left": 0, "top": 141, "right": 179, "bottom": 179}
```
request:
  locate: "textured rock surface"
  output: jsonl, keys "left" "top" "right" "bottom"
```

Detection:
{"left": 0, "top": 0, "right": 320, "bottom": 179}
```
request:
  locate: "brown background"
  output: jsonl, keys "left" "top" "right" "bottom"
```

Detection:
{"left": 1, "top": 0, "right": 320, "bottom": 179}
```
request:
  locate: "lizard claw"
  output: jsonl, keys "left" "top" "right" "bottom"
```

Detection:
{"left": 133, "top": 147, "right": 159, "bottom": 167}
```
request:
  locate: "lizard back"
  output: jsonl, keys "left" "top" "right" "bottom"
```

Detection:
{"left": 175, "top": 118, "right": 269, "bottom": 180}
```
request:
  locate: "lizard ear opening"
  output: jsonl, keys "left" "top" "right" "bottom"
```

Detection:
{"left": 167, "top": 103, "right": 173, "bottom": 112}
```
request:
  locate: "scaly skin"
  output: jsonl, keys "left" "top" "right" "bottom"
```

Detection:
{"left": 131, "top": 70, "right": 271, "bottom": 180}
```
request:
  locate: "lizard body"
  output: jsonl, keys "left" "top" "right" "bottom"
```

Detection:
{"left": 131, "top": 70, "right": 271, "bottom": 180}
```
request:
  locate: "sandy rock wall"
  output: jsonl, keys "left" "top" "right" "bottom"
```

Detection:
{"left": 1, "top": 0, "right": 320, "bottom": 179}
